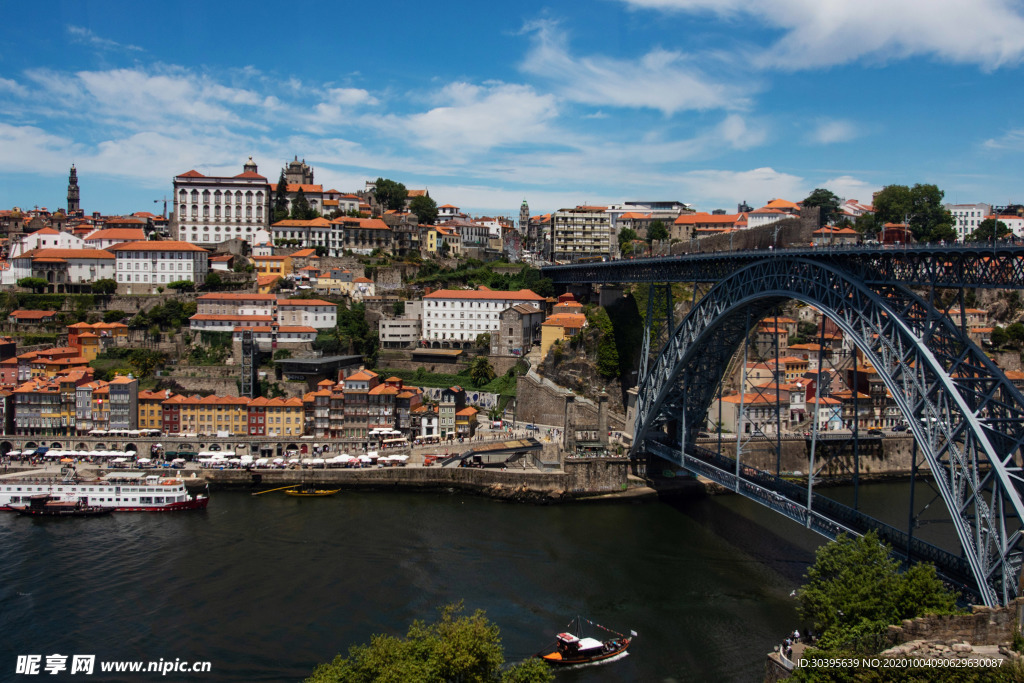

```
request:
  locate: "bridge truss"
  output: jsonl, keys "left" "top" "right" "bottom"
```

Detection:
{"left": 622, "top": 256, "right": 1024, "bottom": 606}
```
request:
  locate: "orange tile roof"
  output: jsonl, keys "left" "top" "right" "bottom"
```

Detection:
{"left": 277, "top": 298, "right": 334, "bottom": 307}
{"left": 290, "top": 248, "right": 317, "bottom": 257}
{"left": 9, "top": 310, "right": 57, "bottom": 319}
{"left": 84, "top": 228, "right": 146, "bottom": 241}
{"left": 190, "top": 314, "right": 274, "bottom": 322}
{"left": 109, "top": 241, "right": 208, "bottom": 253}
{"left": 270, "top": 218, "right": 331, "bottom": 228}
{"left": 19, "top": 248, "right": 115, "bottom": 260}
{"left": 329, "top": 217, "right": 390, "bottom": 231}
{"left": 543, "top": 313, "right": 587, "bottom": 328}
{"left": 425, "top": 288, "right": 543, "bottom": 301}
{"left": 198, "top": 293, "right": 277, "bottom": 300}
{"left": 269, "top": 183, "right": 323, "bottom": 194}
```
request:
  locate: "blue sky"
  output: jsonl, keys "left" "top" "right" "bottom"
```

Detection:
{"left": 2, "top": 0, "right": 1024, "bottom": 219}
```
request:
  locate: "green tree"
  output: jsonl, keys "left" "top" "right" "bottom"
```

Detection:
{"left": 273, "top": 171, "right": 290, "bottom": 223}
{"left": 618, "top": 227, "right": 637, "bottom": 255}
{"left": 797, "top": 531, "right": 959, "bottom": 652}
{"left": 853, "top": 212, "right": 880, "bottom": 237}
{"left": 873, "top": 184, "right": 955, "bottom": 243}
{"left": 290, "top": 188, "right": 312, "bottom": 220}
{"left": 103, "top": 310, "right": 127, "bottom": 323}
{"left": 373, "top": 177, "right": 408, "bottom": 212}
{"left": 475, "top": 332, "right": 491, "bottom": 349}
{"left": 92, "top": 278, "right": 118, "bottom": 295}
{"left": 167, "top": 280, "right": 194, "bottom": 291}
{"left": 967, "top": 218, "right": 1011, "bottom": 242}
{"left": 205, "top": 272, "right": 223, "bottom": 288}
{"left": 991, "top": 326, "right": 1009, "bottom": 347}
{"left": 589, "top": 307, "right": 620, "bottom": 378}
{"left": 647, "top": 220, "right": 669, "bottom": 242}
{"left": 306, "top": 603, "right": 552, "bottom": 683}
{"left": 410, "top": 195, "right": 439, "bottom": 225}
{"left": 802, "top": 188, "right": 842, "bottom": 227}
{"left": 17, "top": 277, "right": 48, "bottom": 293}
{"left": 470, "top": 355, "right": 496, "bottom": 386}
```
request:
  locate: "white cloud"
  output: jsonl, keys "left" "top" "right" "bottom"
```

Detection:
{"left": 983, "top": 128, "right": 1024, "bottom": 151}
{"left": 378, "top": 82, "right": 559, "bottom": 156}
{"left": 679, "top": 167, "right": 806, "bottom": 210}
{"left": 619, "top": 0, "right": 1024, "bottom": 69}
{"left": 0, "top": 123, "right": 82, "bottom": 175}
{"left": 66, "top": 25, "right": 143, "bottom": 52}
{"left": 807, "top": 119, "right": 861, "bottom": 145}
{"left": 717, "top": 114, "right": 767, "bottom": 149}
{"left": 0, "top": 78, "right": 28, "bottom": 97}
{"left": 817, "top": 175, "right": 880, "bottom": 204}
{"left": 520, "top": 18, "right": 752, "bottom": 114}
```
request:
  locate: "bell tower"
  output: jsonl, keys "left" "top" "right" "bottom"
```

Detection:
{"left": 67, "top": 164, "right": 80, "bottom": 214}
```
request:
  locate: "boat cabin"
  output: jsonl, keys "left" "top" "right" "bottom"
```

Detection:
{"left": 555, "top": 632, "right": 605, "bottom": 656}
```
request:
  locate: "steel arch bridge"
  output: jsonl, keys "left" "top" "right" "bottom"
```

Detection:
{"left": 543, "top": 246, "right": 1024, "bottom": 607}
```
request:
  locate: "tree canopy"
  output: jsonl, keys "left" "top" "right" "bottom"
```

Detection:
{"left": 872, "top": 184, "right": 956, "bottom": 243}
{"left": 470, "top": 355, "right": 496, "bottom": 385}
{"left": 618, "top": 227, "right": 638, "bottom": 255}
{"left": 797, "top": 531, "right": 959, "bottom": 653}
{"left": 92, "top": 278, "right": 118, "bottom": 295}
{"left": 273, "top": 171, "right": 290, "bottom": 223}
{"left": 802, "top": 188, "right": 842, "bottom": 227}
{"left": 410, "top": 195, "right": 439, "bottom": 225}
{"left": 967, "top": 218, "right": 1011, "bottom": 242}
{"left": 373, "top": 178, "right": 408, "bottom": 212}
{"left": 647, "top": 220, "right": 669, "bottom": 242}
{"left": 306, "top": 603, "right": 552, "bottom": 683}
{"left": 290, "top": 188, "right": 319, "bottom": 220}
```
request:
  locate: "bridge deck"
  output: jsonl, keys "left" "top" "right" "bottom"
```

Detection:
{"left": 543, "top": 243, "right": 1024, "bottom": 289}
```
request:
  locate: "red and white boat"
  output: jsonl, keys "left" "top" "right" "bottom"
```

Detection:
{"left": 0, "top": 470, "right": 209, "bottom": 512}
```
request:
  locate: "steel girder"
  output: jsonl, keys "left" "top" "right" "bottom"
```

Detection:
{"left": 542, "top": 244, "right": 1024, "bottom": 289}
{"left": 632, "top": 257, "right": 1024, "bottom": 607}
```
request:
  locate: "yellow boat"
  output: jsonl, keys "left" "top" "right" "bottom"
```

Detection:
{"left": 284, "top": 486, "right": 340, "bottom": 497}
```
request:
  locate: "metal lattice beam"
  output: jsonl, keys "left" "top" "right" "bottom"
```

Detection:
{"left": 633, "top": 257, "right": 1024, "bottom": 607}
{"left": 543, "top": 244, "right": 1024, "bottom": 290}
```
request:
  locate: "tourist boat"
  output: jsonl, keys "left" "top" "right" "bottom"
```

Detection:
{"left": 537, "top": 617, "right": 634, "bottom": 666}
{"left": 16, "top": 494, "right": 112, "bottom": 518}
{"left": 284, "top": 485, "right": 340, "bottom": 497}
{"left": 0, "top": 470, "right": 209, "bottom": 512}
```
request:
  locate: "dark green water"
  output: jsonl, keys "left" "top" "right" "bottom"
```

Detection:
{"left": 1, "top": 488, "right": 835, "bottom": 682}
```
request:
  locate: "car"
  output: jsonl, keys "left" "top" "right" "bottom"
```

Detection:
{"left": 892, "top": 424, "right": 908, "bottom": 432}
{"left": 867, "top": 428, "right": 884, "bottom": 436}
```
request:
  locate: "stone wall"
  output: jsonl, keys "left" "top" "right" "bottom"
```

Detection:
{"left": 671, "top": 212, "right": 817, "bottom": 256}
{"left": 204, "top": 456, "right": 629, "bottom": 498}
{"left": 516, "top": 371, "right": 626, "bottom": 431}
{"left": 886, "top": 599, "right": 1024, "bottom": 647}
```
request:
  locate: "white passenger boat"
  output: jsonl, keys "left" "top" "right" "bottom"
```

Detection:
{"left": 0, "top": 470, "right": 209, "bottom": 512}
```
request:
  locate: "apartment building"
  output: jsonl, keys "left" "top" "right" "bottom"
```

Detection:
{"left": 551, "top": 206, "right": 612, "bottom": 262}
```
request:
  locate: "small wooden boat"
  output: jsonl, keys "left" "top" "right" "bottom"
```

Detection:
{"left": 284, "top": 486, "right": 340, "bottom": 497}
{"left": 537, "top": 616, "right": 634, "bottom": 666}
{"left": 16, "top": 495, "right": 112, "bottom": 518}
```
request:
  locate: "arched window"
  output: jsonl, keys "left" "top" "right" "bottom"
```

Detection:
{"left": 246, "top": 191, "right": 253, "bottom": 205}
{"left": 202, "top": 190, "right": 210, "bottom": 203}
{"left": 191, "top": 190, "right": 199, "bottom": 202}
{"left": 235, "top": 206, "right": 242, "bottom": 218}
{"left": 246, "top": 206, "right": 252, "bottom": 219}
{"left": 203, "top": 206, "right": 210, "bottom": 218}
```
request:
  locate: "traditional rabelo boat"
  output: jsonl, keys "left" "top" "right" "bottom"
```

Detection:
{"left": 537, "top": 616, "right": 634, "bottom": 666}
{"left": 284, "top": 485, "right": 340, "bottom": 497}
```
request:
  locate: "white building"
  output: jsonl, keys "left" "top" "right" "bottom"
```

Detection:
{"left": 944, "top": 203, "right": 992, "bottom": 241}
{"left": 111, "top": 241, "right": 210, "bottom": 294}
{"left": 276, "top": 299, "right": 337, "bottom": 329}
{"left": 422, "top": 287, "right": 545, "bottom": 347}
{"left": 8, "top": 248, "right": 116, "bottom": 287}
{"left": 9, "top": 227, "right": 85, "bottom": 257}
{"left": 173, "top": 157, "right": 270, "bottom": 247}
{"left": 990, "top": 213, "right": 1024, "bottom": 239}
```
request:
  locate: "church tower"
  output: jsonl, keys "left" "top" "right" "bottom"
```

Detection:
{"left": 67, "top": 164, "right": 81, "bottom": 214}
{"left": 519, "top": 198, "right": 530, "bottom": 245}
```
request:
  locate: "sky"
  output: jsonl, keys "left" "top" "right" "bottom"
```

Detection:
{"left": 2, "top": 0, "right": 1024, "bottom": 219}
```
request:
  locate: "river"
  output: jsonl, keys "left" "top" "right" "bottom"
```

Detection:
{"left": 1, "top": 486, "right": 854, "bottom": 682}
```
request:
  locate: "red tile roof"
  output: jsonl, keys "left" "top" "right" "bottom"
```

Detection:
{"left": 109, "top": 241, "right": 209, "bottom": 253}
{"left": 424, "top": 287, "right": 543, "bottom": 301}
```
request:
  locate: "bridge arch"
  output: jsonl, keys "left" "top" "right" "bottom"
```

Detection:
{"left": 634, "top": 257, "right": 1024, "bottom": 606}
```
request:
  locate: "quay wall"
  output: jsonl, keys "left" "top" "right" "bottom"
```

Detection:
{"left": 700, "top": 436, "right": 926, "bottom": 478}
{"left": 516, "top": 372, "right": 627, "bottom": 432}
{"left": 203, "top": 457, "right": 632, "bottom": 500}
